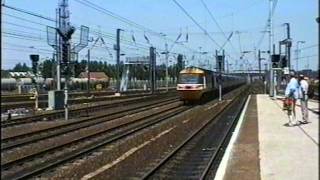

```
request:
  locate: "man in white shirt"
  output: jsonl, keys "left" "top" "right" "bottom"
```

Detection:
{"left": 285, "top": 72, "right": 300, "bottom": 126}
{"left": 298, "top": 74, "right": 309, "bottom": 123}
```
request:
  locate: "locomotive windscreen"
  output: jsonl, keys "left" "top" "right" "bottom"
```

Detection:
{"left": 178, "top": 74, "right": 203, "bottom": 84}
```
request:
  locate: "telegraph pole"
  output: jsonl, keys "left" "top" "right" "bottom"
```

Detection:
{"left": 258, "top": 50, "right": 261, "bottom": 79}
{"left": 52, "top": 53, "right": 56, "bottom": 89}
{"left": 115, "top": 29, "right": 123, "bottom": 95}
{"left": 165, "top": 43, "right": 169, "bottom": 92}
{"left": 317, "top": 16, "right": 320, "bottom": 75}
{"left": 57, "top": 0, "right": 75, "bottom": 120}
{"left": 226, "top": 59, "right": 229, "bottom": 73}
{"left": 295, "top": 41, "right": 305, "bottom": 71}
{"left": 284, "top": 23, "right": 291, "bottom": 69}
{"left": 295, "top": 43, "right": 299, "bottom": 71}
{"left": 268, "top": 0, "right": 274, "bottom": 97}
{"left": 30, "top": 54, "right": 39, "bottom": 111}
{"left": 87, "top": 49, "right": 90, "bottom": 95}
{"left": 59, "top": 0, "right": 70, "bottom": 120}
{"left": 56, "top": 8, "right": 61, "bottom": 90}
{"left": 264, "top": 63, "right": 268, "bottom": 94}
{"left": 149, "top": 47, "right": 156, "bottom": 94}
{"left": 216, "top": 50, "right": 224, "bottom": 101}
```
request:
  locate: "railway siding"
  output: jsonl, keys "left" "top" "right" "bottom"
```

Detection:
{"left": 38, "top": 86, "right": 247, "bottom": 179}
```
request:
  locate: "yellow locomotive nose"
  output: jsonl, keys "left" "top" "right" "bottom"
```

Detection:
{"left": 178, "top": 90, "right": 203, "bottom": 100}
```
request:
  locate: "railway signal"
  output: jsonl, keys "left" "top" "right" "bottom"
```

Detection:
{"left": 271, "top": 54, "right": 280, "bottom": 68}
{"left": 216, "top": 50, "right": 225, "bottom": 101}
{"left": 30, "top": 54, "right": 39, "bottom": 75}
{"left": 30, "top": 54, "right": 40, "bottom": 111}
{"left": 280, "top": 55, "right": 287, "bottom": 69}
{"left": 61, "top": 41, "right": 70, "bottom": 65}
{"left": 177, "top": 54, "right": 184, "bottom": 77}
{"left": 149, "top": 47, "right": 156, "bottom": 94}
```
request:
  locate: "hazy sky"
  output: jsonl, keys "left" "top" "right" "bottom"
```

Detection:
{"left": 2, "top": 0, "right": 319, "bottom": 71}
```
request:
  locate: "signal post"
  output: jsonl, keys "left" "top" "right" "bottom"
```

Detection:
{"left": 216, "top": 50, "right": 225, "bottom": 101}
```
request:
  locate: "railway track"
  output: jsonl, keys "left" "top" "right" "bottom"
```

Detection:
{"left": 1, "top": 91, "right": 176, "bottom": 128}
{"left": 1, "top": 98, "right": 192, "bottom": 180}
{"left": 142, "top": 89, "right": 248, "bottom": 179}
{"left": 1, "top": 97, "right": 180, "bottom": 151}
{"left": 2, "top": 89, "right": 176, "bottom": 102}
{"left": 1, "top": 89, "right": 175, "bottom": 112}
{"left": 1, "top": 90, "right": 114, "bottom": 103}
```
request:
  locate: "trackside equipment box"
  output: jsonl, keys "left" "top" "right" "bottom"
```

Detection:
{"left": 48, "top": 90, "right": 64, "bottom": 110}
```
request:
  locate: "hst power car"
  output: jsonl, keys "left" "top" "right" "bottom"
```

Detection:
{"left": 176, "top": 67, "right": 246, "bottom": 102}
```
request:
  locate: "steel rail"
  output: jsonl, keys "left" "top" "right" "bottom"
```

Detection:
{"left": 1, "top": 92, "right": 176, "bottom": 127}
{"left": 2, "top": 105, "right": 192, "bottom": 180}
{"left": 1, "top": 97, "right": 179, "bottom": 151}
{"left": 1, "top": 89, "right": 176, "bottom": 112}
{"left": 141, "top": 89, "right": 248, "bottom": 179}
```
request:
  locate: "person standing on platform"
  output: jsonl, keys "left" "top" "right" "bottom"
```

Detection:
{"left": 285, "top": 72, "right": 299, "bottom": 126}
{"left": 298, "top": 74, "right": 309, "bottom": 123}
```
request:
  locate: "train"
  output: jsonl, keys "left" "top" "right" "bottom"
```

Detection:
{"left": 1, "top": 77, "right": 109, "bottom": 93}
{"left": 176, "top": 67, "right": 246, "bottom": 103}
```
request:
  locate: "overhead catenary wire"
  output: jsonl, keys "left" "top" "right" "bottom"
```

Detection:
{"left": 2, "top": 2, "right": 199, "bottom": 69}
{"left": 172, "top": 0, "right": 238, "bottom": 61}
{"left": 3, "top": 32, "right": 149, "bottom": 61}
{"left": 4, "top": 47, "right": 54, "bottom": 55}
{"left": 200, "top": 0, "right": 240, "bottom": 54}
{"left": 298, "top": 44, "right": 319, "bottom": 50}
{"left": 2, "top": 4, "right": 168, "bottom": 54}
{"left": 4, "top": 2, "right": 220, "bottom": 68}
{"left": 255, "top": 0, "right": 278, "bottom": 49}
{"left": 3, "top": 13, "right": 54, "bottom": 27}
{"left": 73, "top": 0, "right": 198, "bottom": 53}
{"left": 2, "top": 3, "right": 55, "bottom": 22}
{"left": 218, "top": 0, "right": 264, "bottom": 18}
{"left": 2, "top": 13, "right": 154, "bottom": 52}
{"left": 171, "top": 0, "right": 221, "bottom": 48}
{"left": 292, "top": 54, "right": 318, "bottom": 60}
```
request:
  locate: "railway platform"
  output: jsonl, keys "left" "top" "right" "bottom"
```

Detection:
{"left": 215, "top": 94, "right": 319, "bottom": 180}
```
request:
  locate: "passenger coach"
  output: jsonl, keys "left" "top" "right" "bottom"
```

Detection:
{"left": 176, "top": 67, "right": 246, "bottom": 103}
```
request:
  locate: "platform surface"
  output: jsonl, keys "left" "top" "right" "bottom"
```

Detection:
{"left": 216, "top": 94, "right": 319, "bottom": 180}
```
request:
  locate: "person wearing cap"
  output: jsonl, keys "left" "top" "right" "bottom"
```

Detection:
{"left": 298, "top": 74, "right": 309, "bottom": 123}
{"left": 285, "top": 72, "right": 299, "bottom": 126}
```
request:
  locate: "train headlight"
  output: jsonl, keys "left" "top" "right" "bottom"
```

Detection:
{"left": 195, "top": 85, "right": 203, "bottom": 89}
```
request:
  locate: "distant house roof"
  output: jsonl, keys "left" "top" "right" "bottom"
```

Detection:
{"left": 79, "top": 72, "right": 109, "bottom": 79}
{"left": 9, "top": 72, "right": 34, "bottom": 78}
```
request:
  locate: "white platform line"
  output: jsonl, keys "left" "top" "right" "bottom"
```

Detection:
{"left": 81, "top": 126, "right": 176, "bottom": 180}
{"left": 214, "top": 95, "right": 252, "bottom": 180}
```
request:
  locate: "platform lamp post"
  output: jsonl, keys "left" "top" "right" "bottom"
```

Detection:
{"left": 161, "top": 32, "right": 184, "bottom": 92}
{"left": 162, "top": 43, "right": 169, "bottom": 92}
{"left": 228, "top": 63, "right": 232, "bottom": 73}
{"left": 216, "top": 50, "right": 224, "bottom": 101}
{"left": 240, "top": 51, "right": 252, "bottom": 74}
{"left": 264, "top": 63, "right": 268, "bottom": 94}
{"left": 115, "top": 28, "right": 124, "bottom": 95}
{"left": 258, "top": 50, "right": 268, "bottom": 80}
{"left": 259, "top": 57, "right": 266, "bottom": 78}
{"left": 295, "top": 41, "right": 305, "bottom": 72}
{"left": 160, "top": 32, "right": 184, "bottom": 91}
{"left": 317, "top": 17, "right": 320, "bottom": 74}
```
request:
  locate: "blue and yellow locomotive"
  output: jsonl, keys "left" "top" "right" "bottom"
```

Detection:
{"left": 176, "top": 67, "right": 246, "bottom": 102}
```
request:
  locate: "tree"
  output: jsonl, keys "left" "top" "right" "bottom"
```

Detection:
{"left": 74, "top": 60, "right": 86, "bottom": 77}
{"left": 12, "top": 63, "right": 22, "bottom": 72}
{"left": 22, "top": 63, "right": 31, "bottom": 72}
{"left": 1, "top": 70, "right": 10, "bottom": 78}
{"left": 12, "top": 62, "right": 31, "bottom": 72}
{"left": 40, "top": 59, "right": 56, "bottom": 79}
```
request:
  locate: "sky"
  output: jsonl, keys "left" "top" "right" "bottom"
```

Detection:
{"left": 1, "top": 0, "right": 319, "bottom": 71}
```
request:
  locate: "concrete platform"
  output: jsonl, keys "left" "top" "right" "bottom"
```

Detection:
{"left": 215, "top": 94, "right": 319, "bottom": 180}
